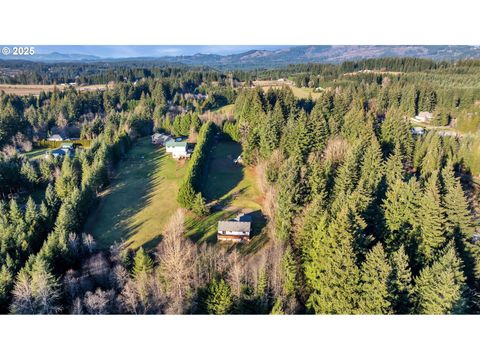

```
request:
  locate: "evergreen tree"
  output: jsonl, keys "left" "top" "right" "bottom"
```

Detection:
{"left": 441, "top": 164, "right": 474, "bottom": 241}
{"left": 303, "top": 213, "right": 360, "bottom": 314}
{"left": 192, "top": 192, "right": 208, "bottom": 216}
{"left": 413, "top": 245, "right": 468, "bottom": 314}
{"left": 358, "top": 243, "right": 392, "bottom": 314}
{"left": 388, "top": 245, "right": 413, "bottom": 314}
{"left": 132, "top": 247, "right": 154, "bottom": 279}
{"left": 417, "top": 172, "right": 446, "bottom": 265}
{"left": 281, "top": 245, "right": 297, "bottom": 299}
{"left": 382, "top": 178, "right": 419, "bottom": 253}
{"left": 205, "top": 278, "right": 233, "bottom": 315}
{"left": 275, "top": 157, "right": 302, "bottom": 242}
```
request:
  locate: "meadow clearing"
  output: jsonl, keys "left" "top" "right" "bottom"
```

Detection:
{"left": 84, "top": 137, "right": 187, "bottom": 250}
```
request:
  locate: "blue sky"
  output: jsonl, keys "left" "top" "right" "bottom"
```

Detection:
{"left": 25, "top": 45, "right": 290, "bottom": 58}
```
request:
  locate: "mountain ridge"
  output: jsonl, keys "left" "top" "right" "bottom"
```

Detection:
{"left": 2, "top": 45, "right": 480, "bottom": 68}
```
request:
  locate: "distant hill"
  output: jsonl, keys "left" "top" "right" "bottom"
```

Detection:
{"left": 2, "top": 45, "right": 480, "bottom": 69}
{"left": 163, "top": 45, "right": 480, "bottom": 68}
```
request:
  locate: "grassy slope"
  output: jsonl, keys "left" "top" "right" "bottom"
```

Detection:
{"left": 25, "top": 147, "right": 48, "bottom": 161}
{"left": 185, "top": 141, "right": 266, "bottom": 251}
{"left": 84, "top": 137, "right": 186, "bottom": 250}
{"left": 260, "top": 85, "right": 322, "bottom": 100}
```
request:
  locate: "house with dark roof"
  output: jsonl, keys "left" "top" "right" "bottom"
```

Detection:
{"left": 217, "top": 213, "right": 252, "bottom": 243}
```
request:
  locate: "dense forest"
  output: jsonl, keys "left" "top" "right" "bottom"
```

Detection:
{"left": 0, "top": 58, "right": 479, "bottom": 314}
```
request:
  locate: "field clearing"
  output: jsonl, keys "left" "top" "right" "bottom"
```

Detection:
{"left": 0, "top": 83, "right": 108, "bottom": 96}
{"left": 214, "top": 104, "right": 235, "bottom": 116}
{"left": 25, "top": 147, "right": 48, "bottom": 161}
{"left": 84, "top": 137, "right": 187, "bottom": 250}
{"left": 259, "top": 85, "right": 322, "bottom": 100}
{"left": 186, "top": 141, "right": 267, "bottom": 251}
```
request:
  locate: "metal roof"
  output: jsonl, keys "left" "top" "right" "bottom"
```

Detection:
{"left": 218, "top": 220, "right": 251, "bottom": 233}
{"left": 166, "top": 141, "right": 187, "bottom": 148}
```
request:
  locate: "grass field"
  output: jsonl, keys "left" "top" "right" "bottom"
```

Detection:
{"left": 214, "top": 104, "right": 235, "bottom": 116}
{"left": 84, "top": 137, "right": 187, "bottom": 250}
{"left": 25, "top": 147, "right": 48, "bottom": 160}
{"left": 259, "top": 85, "right": 322, "bottom": 100}
{"left": 0, "top": 84, "right": 107, "bottom": 96}
{"left": 185, "top": 141, "right": 267, "bottom": 250}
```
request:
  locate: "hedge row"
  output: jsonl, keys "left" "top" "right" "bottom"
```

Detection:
{"left": 35, "top": 139, "right": 93, "bottom": 148}
{"left": 33, "top": 132, "right": 131, "bottom": 274}
{"left": 177, "top": 121, "right": 215, "bottom": 209}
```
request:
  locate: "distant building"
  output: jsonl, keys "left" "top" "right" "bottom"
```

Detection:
{"left": 165, "top": 140, "right": 191, "bottom": 159}
{"left": 217, "top": 213, "right": 252, "bottom": 243}
{"left": 152, "top": 132, "right": 172, "bottom": 145}
{"left": 414, "top": 111, "right": 433, "bottom": 123}
{"left": 411, "top": 127, "right": 426, "bottom": 135}
{"left": 472, "top": 234, "right": 480, "bottom": 244}
{"left": 46, "top": 144, "right": 74, "bottom": 159}
{"left": 47, "top": 134, "right": 64, "bottom": 141}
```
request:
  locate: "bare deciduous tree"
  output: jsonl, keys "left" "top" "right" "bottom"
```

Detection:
{"left": 82, "top": 233, "right": 96, "bottom": 254}
{"left": 157, "top": 209, "right": 196, "bottom": 314}
{"left": 83, "top": 288, "right": 115, "bottom": 314}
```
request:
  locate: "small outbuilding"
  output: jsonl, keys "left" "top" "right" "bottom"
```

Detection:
{"left": 152, "top": 132, "right": 172, "bottom": 145}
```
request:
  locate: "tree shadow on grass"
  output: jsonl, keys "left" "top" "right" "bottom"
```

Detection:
{"left": 238, "top": 209, "right": 269, "bottom": 255}
{"left": 202, "top": 141, "right": 244, "bottom": 202}
{"left": 84, "top": 139, "right": 167, "bottom": 250}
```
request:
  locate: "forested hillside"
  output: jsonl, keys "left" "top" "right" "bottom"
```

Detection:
{"left": 0, "top": 58, "right": 479, "bottom": 314}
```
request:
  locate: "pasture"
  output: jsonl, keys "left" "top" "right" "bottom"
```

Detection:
{"left": 84, "top": 137, "right": 186, "bottom": 250}
{"left": 0, "top": 83, "right": 107, "bottom": 96}
{"left": 185, "top": 140, "right": 267, "bottom": 250}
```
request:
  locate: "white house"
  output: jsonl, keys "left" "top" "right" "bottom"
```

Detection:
{"left": 414, "top": 111, "right": 433, "bottom": 123}
{"left": 165, "top": 140, "right": 190, "bottom": 159}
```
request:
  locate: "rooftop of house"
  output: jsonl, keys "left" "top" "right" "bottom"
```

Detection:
{"left": 48, "top": 134, "right": 63, "bottom": 140}
{"left": 218, "top": 220, "right": 251, "bottom": 233}
{"left": 218, "top": 213, "right": 252, "bottom": 233}
{"left": 166, "top": 140, "right": 188, "bottom": 148}
{"left": 417, "top": 111, "right": 433, "bottom": 118}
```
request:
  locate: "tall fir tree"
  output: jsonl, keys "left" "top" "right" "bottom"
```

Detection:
{"left": 413, "top": 245, "right": 468, "bottom": 314}
{"left": 357, "top": 243, "right": 392, "bottom": 314}
{"left": 388, "top": 245, "right": 413, "bottom": 314}
{"left": 417, "top": 171, "right": 447, "bottom": 265}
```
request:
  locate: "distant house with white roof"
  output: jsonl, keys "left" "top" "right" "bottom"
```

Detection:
{"left": 414, "top": 111, "right": 433, "bottom": 123}
{"left": 47, "top": 134, "right": 64, "bottom": 141}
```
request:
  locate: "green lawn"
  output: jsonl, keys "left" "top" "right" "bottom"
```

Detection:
{"left": 84, "top": 137, "right": 187, "bottom": 250}
{"left": 260, "top": 85, "right": 322, "bottom": 100}
{"left": 185, "top": 140, "right": 266, "bottom": 248}
{"left": 25, "top": 147, "right": 48, "bottom": 161}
